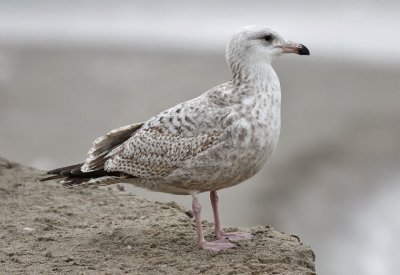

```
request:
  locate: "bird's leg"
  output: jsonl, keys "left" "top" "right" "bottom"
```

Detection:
{"left": 210, "top": 191, "right": 253, "bottom": 241}
{"left": 191, "top": 193, "right": 235, "bottom": 251}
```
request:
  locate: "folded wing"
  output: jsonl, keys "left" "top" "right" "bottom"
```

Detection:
{"left": 81, "top": 122, "right": 144, "bottom": 172}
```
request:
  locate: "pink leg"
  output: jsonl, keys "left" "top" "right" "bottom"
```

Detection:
{"left": 210, "top": 191, "right": 253, "bottom": 241}
{"left": 191, "top": 194, "right": 236, "bottom": 251}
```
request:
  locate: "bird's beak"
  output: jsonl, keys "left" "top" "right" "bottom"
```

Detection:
{"left": 279, "top": 41, "right": 310, "bottom": 55}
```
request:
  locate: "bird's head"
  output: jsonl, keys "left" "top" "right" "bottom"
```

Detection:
{"left": 226, "top": 25, "right": 309, "bottom": 71}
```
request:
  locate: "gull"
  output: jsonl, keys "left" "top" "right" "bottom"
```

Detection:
{"left": 41, "top": 25, "right": 310, "bottom": 251}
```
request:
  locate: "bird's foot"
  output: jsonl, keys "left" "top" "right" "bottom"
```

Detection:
{"left": 218, "top": 231, "right": 253, "bottom": 241}
{"left": 199, "top": 238, "right": 236, "bottom": 252}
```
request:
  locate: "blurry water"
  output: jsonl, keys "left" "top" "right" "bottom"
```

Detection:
{"left": 0, "top": 0, "right": 400, "bottom": 65}
{"left": 339, "top": 172, "right": 400, "bottom": 274}
{"left": 1, "top": 1, "right": 400, "bottom": 275}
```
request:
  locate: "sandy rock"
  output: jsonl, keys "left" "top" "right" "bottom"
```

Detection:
{"left": 0, "top": 158, "right": 315, "bottom": 274}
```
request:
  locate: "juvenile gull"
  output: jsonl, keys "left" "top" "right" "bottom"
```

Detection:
{"left": 41, "top": 25, "right": 310, "bottom": 251}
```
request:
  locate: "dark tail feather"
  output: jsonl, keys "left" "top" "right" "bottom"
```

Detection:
{"left": 39, "top": 163, "right": 132, "bottom": 187}
{"left": 47, "top": 163, "right": 84, "bottom": 176}
{"left": 61, "top": 178, "right": 91, "bottom": 187}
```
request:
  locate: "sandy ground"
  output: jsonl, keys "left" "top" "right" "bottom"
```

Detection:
{"left": 0, "top": 157, "right": 315, "bottom": 274}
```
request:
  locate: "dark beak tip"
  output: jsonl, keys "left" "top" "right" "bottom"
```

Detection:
{"left": 298, "top": 44, "right": 310, "bottom": 55}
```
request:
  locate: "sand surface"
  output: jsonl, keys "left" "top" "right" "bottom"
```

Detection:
{"left": 0, "top": 157, "right": 315, "bottom": 274}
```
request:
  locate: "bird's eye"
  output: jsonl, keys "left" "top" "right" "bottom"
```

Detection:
{"left": 264, "top": 34, "right": 273, "bottom": 43}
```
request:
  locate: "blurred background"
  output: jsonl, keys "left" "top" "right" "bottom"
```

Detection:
{"left": 1, "top": 0, "right": 399, "bottom": 274}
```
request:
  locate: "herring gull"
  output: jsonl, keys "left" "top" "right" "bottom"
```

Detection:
{"left": 41, "top": 25, "right": 310, "bottom": 251}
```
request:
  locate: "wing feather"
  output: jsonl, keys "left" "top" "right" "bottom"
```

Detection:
{"left": 105, "top": 127, "right": 221, "bottom": 178}
{"left": 81, "top": 122, "right": 144, "bottom": 172}
{"left": 104, "top": 100, "right": 228, "bottom": 179}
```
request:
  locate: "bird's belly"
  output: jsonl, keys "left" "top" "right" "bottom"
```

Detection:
{"left": 160, "top": 119, "right": 280, "bottom": 193}
{"left": 213, "top": 122, "right": 280, "bottom": 189}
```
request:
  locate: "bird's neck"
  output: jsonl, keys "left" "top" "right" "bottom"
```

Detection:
{"left": 231, "top": 61, "right": 278, "bottom": 98}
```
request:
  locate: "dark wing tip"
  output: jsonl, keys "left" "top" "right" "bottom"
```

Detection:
{"left": 47, "top": 163, "right": 84, "bottom": 175}
{"left": 38, "top": 175, "right": 65, "bottom": 182}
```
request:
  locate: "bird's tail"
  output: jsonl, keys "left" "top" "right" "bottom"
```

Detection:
{"left": 39, "top": 163, "right": 130, "bottom": 188}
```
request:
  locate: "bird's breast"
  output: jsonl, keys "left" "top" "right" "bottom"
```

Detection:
{"left": 231, "top": 85, "right": 281, "bottom": 149}
{"left": 221, "top": 84, "right": 281, "bottom": 182}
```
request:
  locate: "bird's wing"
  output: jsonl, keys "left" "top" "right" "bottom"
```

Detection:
{"left": 81, "top": 122, "right": 144, "bottom": 172}
{"left": 103, "top": 98, "right": 229, "bottom": 179}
